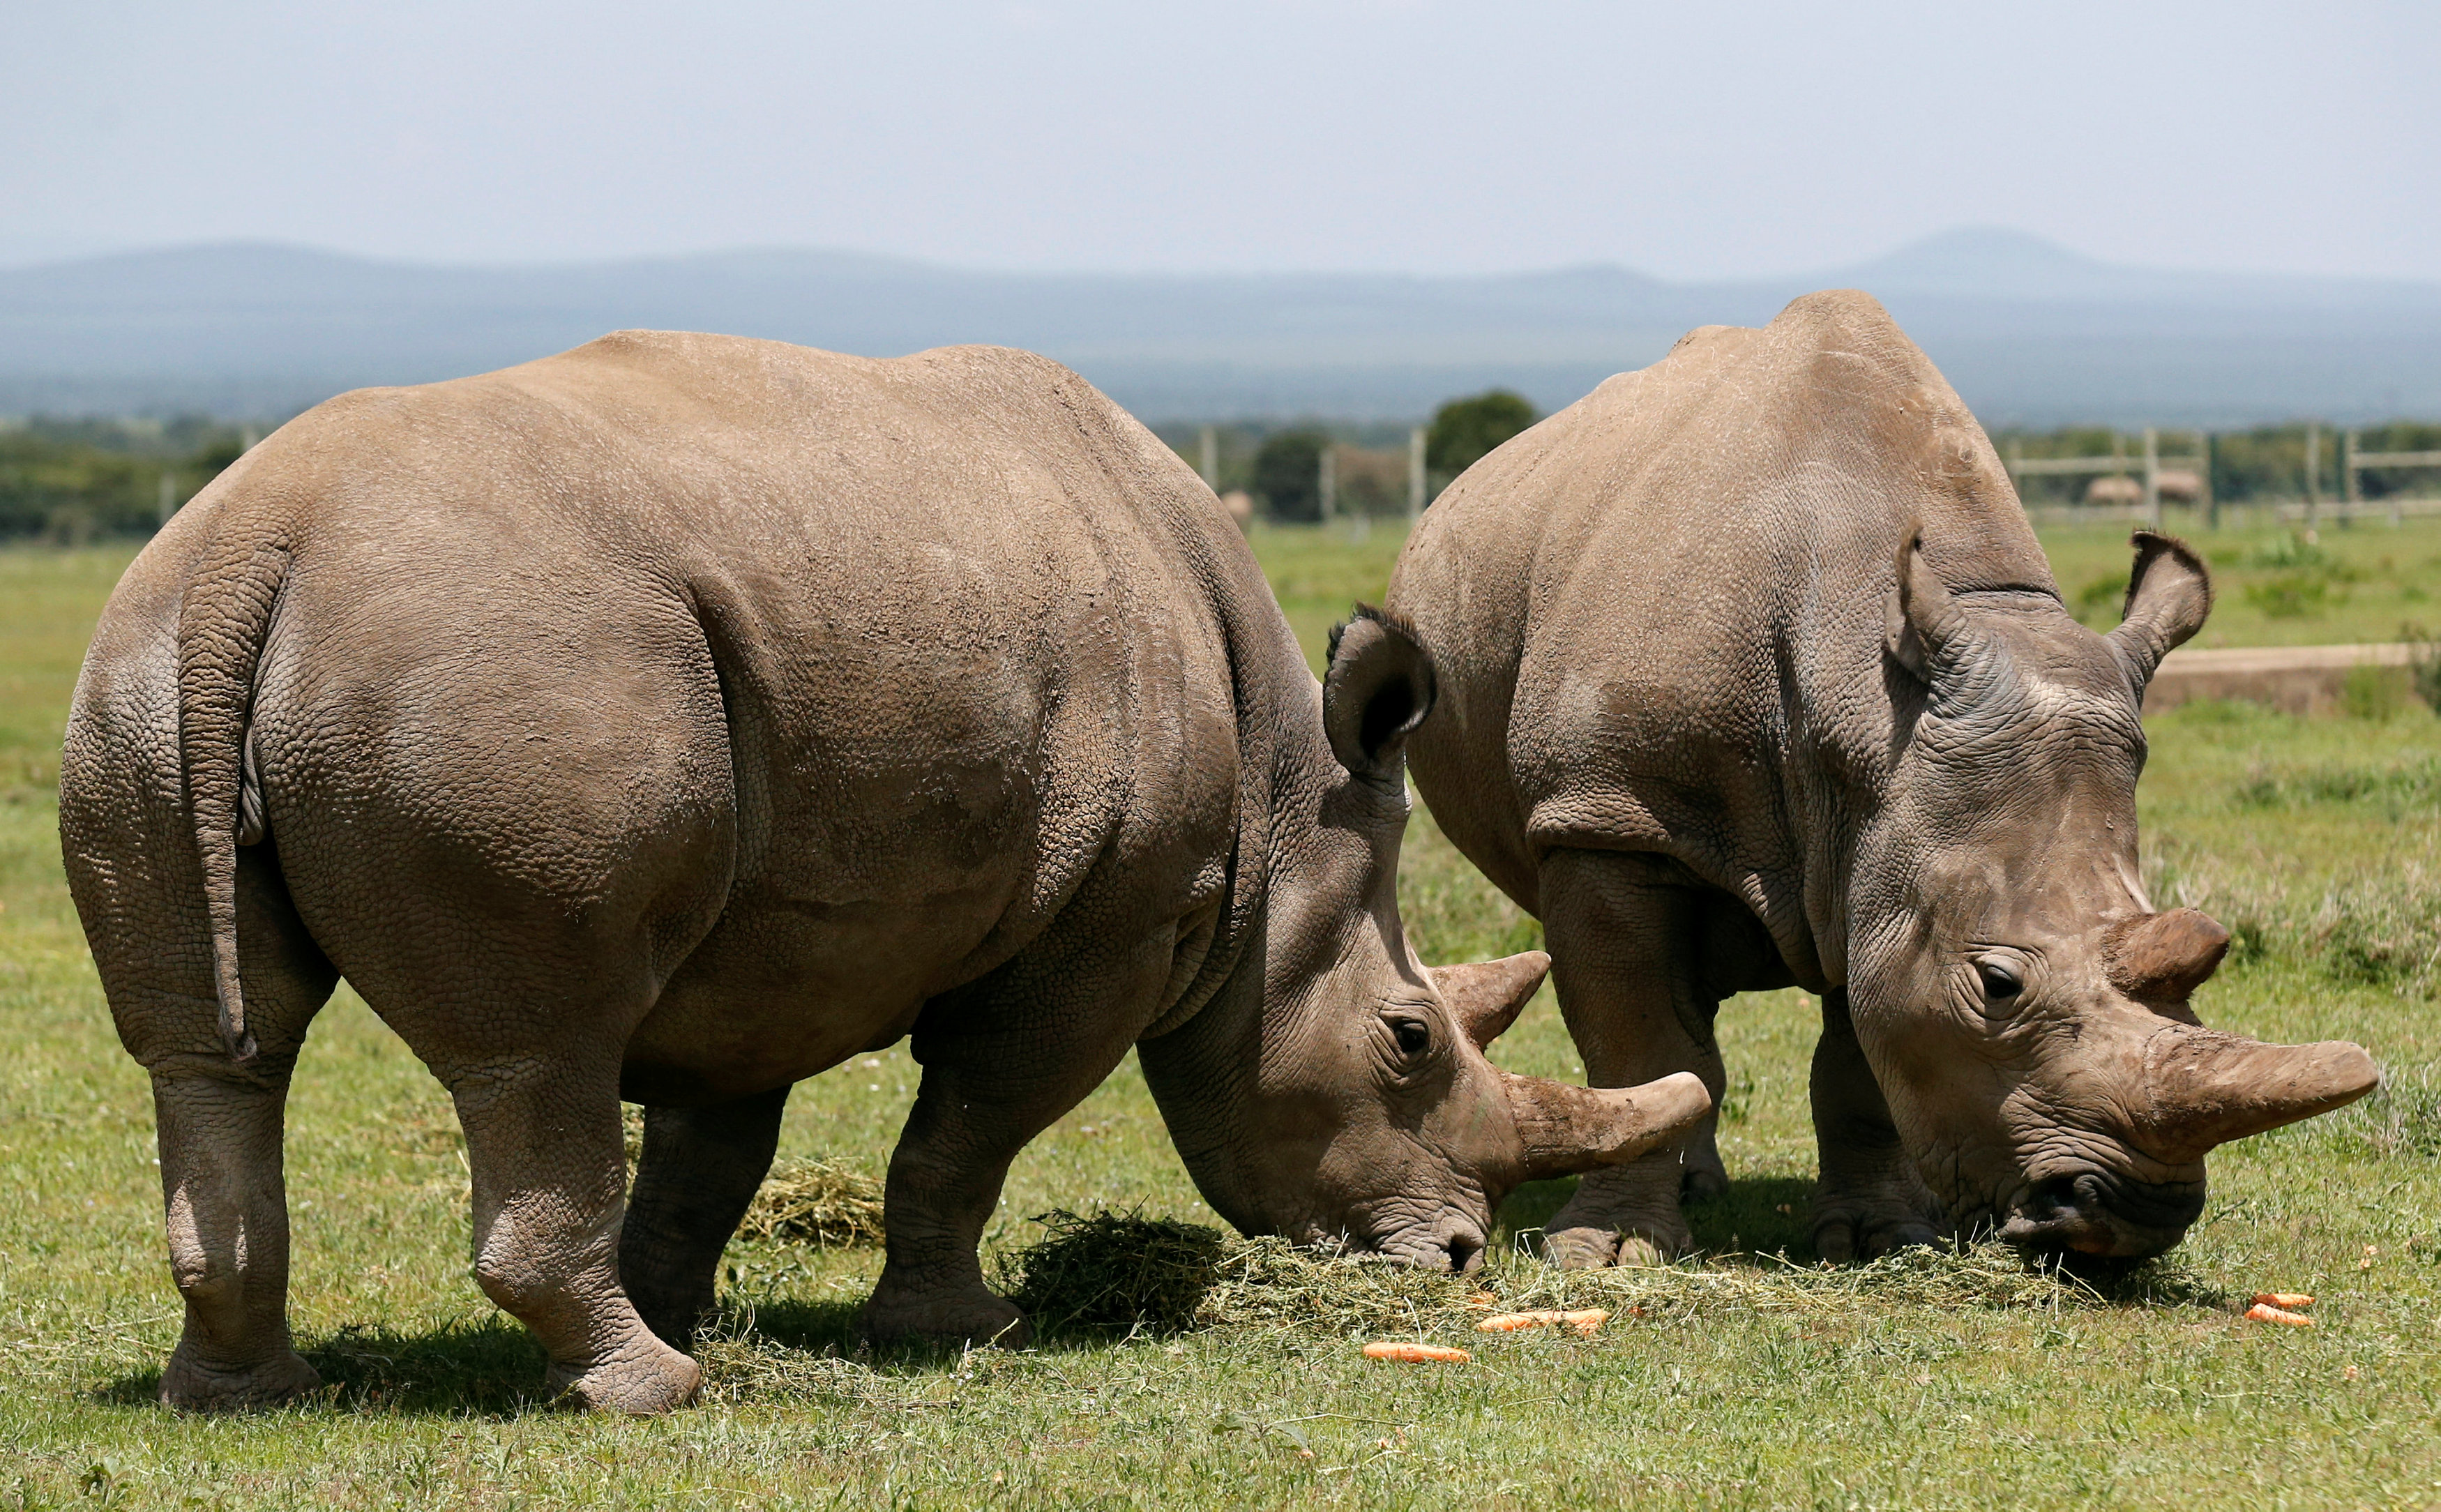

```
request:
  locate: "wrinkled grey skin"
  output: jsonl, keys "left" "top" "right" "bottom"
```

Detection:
{"left": 61, "top": 333, "right": 1707, "bottom": 1414}
{"left": 1387, "top": 291, "right": 2378, "bottom": 1269}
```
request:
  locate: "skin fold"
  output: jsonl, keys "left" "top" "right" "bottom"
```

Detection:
{"left": 61, "top": 333, "right": 1706, "bottom": 1414}
{"left": 1387, "top": 291, "right": 2377, "bottom": 1269}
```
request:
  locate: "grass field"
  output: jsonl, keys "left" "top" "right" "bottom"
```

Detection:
{"left": 2, "top": 524, "right": 2437, "bottom": 1509}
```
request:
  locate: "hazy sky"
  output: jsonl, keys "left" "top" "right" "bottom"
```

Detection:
{"left": 9, "top": 1, "right": 2438, "bottom": 280}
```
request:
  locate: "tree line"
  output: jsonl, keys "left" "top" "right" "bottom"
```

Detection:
{"left": 6, "top": 407, "right": 2438, "bottom": 542}
{"left": 0, "top": 418, "right": 252, "bottom": 542}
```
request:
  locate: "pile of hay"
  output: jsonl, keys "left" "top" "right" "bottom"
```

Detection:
{"left": 987, "top": 1211, "right": 2224, "bottom": 1343}
{"left": 995, "top": 1210, "right": 1229, "bottom": 1338}
{"left": 738, "top": 1157, "right": 886, "bottom": 1248}
{"left": 618, "top": 1108, "right": 885, "bottom": 1248}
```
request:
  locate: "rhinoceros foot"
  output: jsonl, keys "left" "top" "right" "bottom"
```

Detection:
{"left": 861, "top": 1284, "right": 1033, "bottom": 1351}
{"left": 545, "top": 1333, "right": 702, "bottom": 1415}
{"left": 1540, "top": 1157, "right": 1694, "bottom": 1267}
{"left": 1680, "top": 1165, "right": 1729, "bottom": 1202}
{"left": 1811, "top": 1184, "right": 1943, "bottom": 1264}
{"left": 159, "top": 1346, "right": 322, "bottom": 1412}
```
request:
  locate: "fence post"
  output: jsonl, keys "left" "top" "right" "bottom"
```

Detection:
{"left": 2198, "top": 430, "right": 2217, "bottom": 529}
{"left": 1199, "top": 425, "right": 1218, "bottom": 491}
{"left": 1408, "top": 426, "right": 1426, "bottom": 521}
{"left": 2142, "top": 427, "right": 2160, "bottom": 529}
{"left": 157, "top": 469, "right": 177, "bottom": 524}
{"left": 2304, "top": 422, "right": 2320, "bottom": 535}
{"left": 1318, "top": 443, "right": 1336, "bottom": 524}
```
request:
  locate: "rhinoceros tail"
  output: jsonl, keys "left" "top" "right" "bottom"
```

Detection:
{"left": 175, "top": 529, "right": 293, "bottom": 1064}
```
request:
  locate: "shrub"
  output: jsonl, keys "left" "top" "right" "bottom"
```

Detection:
{"left": 1252, "top": 428, "right": 1329, "bottom": 522}
{"left": 1425, "top": 390, "right": 1538, "bottom": 478}
{"left": 2405, "top": 623, "right": 2441, "bottom": 712}
{"left": 2341, "top": 665, "right": 2408, "bottom": 721}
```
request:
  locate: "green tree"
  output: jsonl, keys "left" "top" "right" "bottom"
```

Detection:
{"left": 1253, "top": 428, "right": 1329, "bottom": 522}
{"left": 1426, "top": 390, "right": 1538, "bottom": 478}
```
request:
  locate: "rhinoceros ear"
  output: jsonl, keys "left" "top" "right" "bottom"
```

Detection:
{"left": 2107, "top": 531, "right": 2212, "bottom": 688}
{"left": 1885, "top": 525, "right": 2020, "bottom": 713}
{"left": 1884, "top": 523, "right": 1986, "bottom": 683}
{"left": 1323, "top": 605, "right": 1437, "bottom": 781}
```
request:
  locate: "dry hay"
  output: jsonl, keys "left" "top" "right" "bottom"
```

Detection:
{"left": 614, "top": 1106, "right": 885, "bottom": 1248}
{"left": 991, "top": 1210, "right": 2225, "bottom": 1344}
{"left": 739, "top": 1157, "right": 887, "bottom": 1247}
{"left": 689, "top": 1209, "right": 2225, "bottom": 1401}
{"left": 994, "top": 1210, "right": 1229, "bottom": 1337}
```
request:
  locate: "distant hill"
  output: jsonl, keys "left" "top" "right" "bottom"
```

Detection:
{"left": 3, "top": 229, "right": 2436, "bottom": 425}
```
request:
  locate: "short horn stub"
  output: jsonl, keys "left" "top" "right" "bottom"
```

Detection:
{"left": 2107, "top": 908, "right": 2230, "bottom": 1003}
{"left": 1504, "top": 1071, "right": 1711, "bottom": 1182}
{"left": 1433, "top": 952, "right": 1550, "bottom": 1049}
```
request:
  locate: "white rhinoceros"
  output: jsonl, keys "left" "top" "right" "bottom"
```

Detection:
{"left": 1386, "top": 292, "right": 2376, "bottom": 1267}
{"left": 61, "top": 333, "right": 1707, "bottom": 1412}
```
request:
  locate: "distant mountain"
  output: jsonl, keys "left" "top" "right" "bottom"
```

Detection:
{"left": 2, "top": 229, "right": 2435, "bottom": 425}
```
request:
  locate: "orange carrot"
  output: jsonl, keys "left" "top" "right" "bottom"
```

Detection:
{"left": 1466, "top": 1291, "right": 1498, "bottom": 1308}
{"left": 1478, "top": 1310, "right": 1566, "bottom": 1332}
{"left": 2251, "top": 1292, "right": 2313, "bottom": 1310}
{"left": 1476, "top": 1308, "right": 1612, "bottom": 1336}
{"left": 2244, "top": 1303, "right": 2313, "bottom": 1327}
{"left": 1363, "top": 1341, "right": 1472, "bottom": 1363}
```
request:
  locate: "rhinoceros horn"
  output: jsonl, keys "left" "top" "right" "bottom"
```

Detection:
{"left": 1432, "top": 951, "right": 1550, "bottom": 1049}
{"left": 2138, "top": 1025, "right": 2380, "bottom": 1165}
{"left": 2106, "top": 907, "right": 2231, "bottom": 1004}
{"left": 1502, "top": 1071, "right": 1713, "bottom": 1183}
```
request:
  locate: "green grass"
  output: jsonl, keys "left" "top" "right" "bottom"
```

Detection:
{"left": 2, "top": 532, "right": 2437, "bottom": 1509}
{"left": 2038, "top": 513, "right": 2441, "bottom": 649}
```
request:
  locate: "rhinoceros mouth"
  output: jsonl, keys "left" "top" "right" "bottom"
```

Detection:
{"left": 1997, "top": 1171, "right": 2207, "bottom": 1258}
{"left": 1310, "top": 1209, "right": 1490, "bottom": 1273}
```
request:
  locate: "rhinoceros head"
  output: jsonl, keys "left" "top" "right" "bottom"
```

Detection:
{"left": 1854, "top": 529, "right": 2378, "bottom": 1257}
{"left": 1140, "top": 608, "right": 1710, "bottom": 1271}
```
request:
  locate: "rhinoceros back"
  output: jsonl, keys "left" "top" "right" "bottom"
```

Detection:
{"left": 1393, "top": 291, "right": 2054, "bottom": 958}
{"left": 103, "top": 332, "right": 1269, "bottom": 1096}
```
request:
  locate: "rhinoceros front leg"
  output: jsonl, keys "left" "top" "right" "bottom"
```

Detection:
{"left": 862, "top": 928, "right": 1172, "bottom": 1349}
{"left": 1535, "top": 849, "right": 1728, "bottom": 1267}
{"left": 451, "top": 1054, "right": 701, "bottom": 1413}
{"left": 619, "top": 1086, "right": 791, "bottom": 1349}
{"left": 1809, "top": 989, "right": 1941, "bottom": 1262}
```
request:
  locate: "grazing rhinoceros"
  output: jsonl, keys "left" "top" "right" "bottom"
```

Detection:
{"left": 1386, "top": 291, "right": 2378, "bottom": 1267}
{"left": 61, "top": 333, "right": 1709, "bottom": 1414}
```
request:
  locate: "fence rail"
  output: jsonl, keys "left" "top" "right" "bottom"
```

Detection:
{"left": 2004, "top": 428, "right": 2208, "bottom": 529}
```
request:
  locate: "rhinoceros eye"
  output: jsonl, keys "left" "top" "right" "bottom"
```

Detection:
{"left": 1977, "top": 961, "right": 2024, "bottom": 1003}
{"left": 1391, "top": 1019, "right": 1433, "bottom": 1058}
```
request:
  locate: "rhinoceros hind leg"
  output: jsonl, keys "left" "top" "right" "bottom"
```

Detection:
{"left": 454, "top": 1056, "right": 700, "bottom": 1414}
{"left": 620, "top": 1086, "right": 792, "bottom": 1350}
{"left": 152, "top": 1054, "right": 327, "bottom": 1412}
{"left": 1808, "top": 990, "right": 1941, "bottom": 1263}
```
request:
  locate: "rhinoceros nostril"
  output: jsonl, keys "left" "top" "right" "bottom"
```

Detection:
{"left": 2020, "top": 1174, "right": 2083, "bottom": 1220}
{"left": 1444, "top": 1230, "right": 1483, "bottom": 1274}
